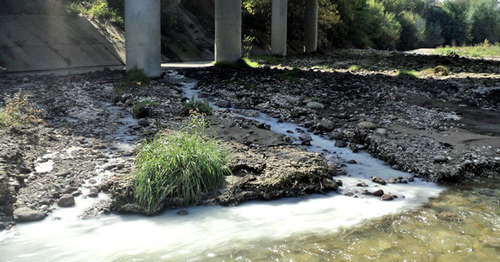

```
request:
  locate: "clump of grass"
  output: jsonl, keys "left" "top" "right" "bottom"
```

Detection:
{"left": 134, "top": 114, "right": 230, "bottom": 214}
{"left": 348, "top": 65, "right": 361, "bottom": 71}
{"left": 432, "top": 65, "right": 450, "bottom": 76}
{"left": 0, "top": 90, "right": 43, "bottom": 128}
{"left": 183, "top": 97, "right": 212, "bottom": 116}
{"left": 132, "top": 100, "right": 158, "bottom": 119}
{"left": 252, "top": 55, "right": 285, "bottom": 64}
{"left": 397, "top": 69, "right": 419, "bottom": 78}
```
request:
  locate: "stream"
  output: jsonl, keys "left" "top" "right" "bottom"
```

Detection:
{"left": 0, "top": 71, "right": 498, "bottom": 261}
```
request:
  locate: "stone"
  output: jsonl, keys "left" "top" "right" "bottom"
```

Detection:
{"left": 317, "top": 120, "right": 336, "bottom": 132}
{"left": 0, "top": 222, "right": 5, "bottom": 230}
{"left": 216, "top": 100, "right": 231, "bottom": 108}
{"left": 346, "top": 159, "right": 357, "bottom": 164}
{"left": 306, "top": 101, "right": 324, "bottom": 110}
{"left": 372, "top": 189, "right": 384, "bottom": 197}
{"left": 88, "top": 187, "right": 100, "bottom": 198}
{"left": 433, "top": 155, "right": 448, "bottom": 163}
{"left": 256, "top": 123, "right": 271, "bottom": 130}
{"left": 58, "top": 194, "right": 75, "bottom": 207}
{"left": 13, "top": 207, "right": 45, "bottom": 222}
{"left": 437, "top": 212, "right": 459, "bottom": 222}
{"left": 372, "top": 176, "right": 387, "bottom": 185}
{"left": 176, "top": 210, "right": 188, "bottom": 216}
{"left": 381, "top": 194, "right": 394, "bottom": 201}
{"left": 137, "top": 119, "right": 149, "bottom": 127}
{"left": 356, "top": 182, "right": 368, "bottom": 187}
{"left": 374, "top": 128, "right": 387, "bottom": 136}
{"left": 358, "top": 121, "right": 376, "bottom": 129}
{"left": 407, "top": 176, "right": 415, "bottom": 182}
{"left": 321, "top": 178, "right": 338, "bottom": 191}
{"left": 299, "top": 133, "right": 312, "bottom": 145}
{"left": 335, "top": 140, "right": 348, "bottom": 148}
{"left": 335, "top": 180, "right": 343, "bottom": 187}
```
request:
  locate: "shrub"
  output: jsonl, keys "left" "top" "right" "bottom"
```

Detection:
{"left": 0, "top": 90, "right": 43, "bottom": 128}
{"left": 134, "top": 114, "right": 230, "bottom": 214}
{"left": 183, "top": 98, "right": 212, "bottom": 116}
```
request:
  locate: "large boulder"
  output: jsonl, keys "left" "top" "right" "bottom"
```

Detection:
{"left": 13, "top": 207, "right": 45, "bottom": 222}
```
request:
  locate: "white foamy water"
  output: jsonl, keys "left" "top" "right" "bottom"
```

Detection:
{"left": 0, "top": 71, "right": 444, "bottom": 261}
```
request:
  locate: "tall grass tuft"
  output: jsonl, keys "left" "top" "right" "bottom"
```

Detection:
{"left": 134, "top": 114, "right": 230, "bottom": 214}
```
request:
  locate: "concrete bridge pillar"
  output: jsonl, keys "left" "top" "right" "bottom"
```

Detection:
{"left": 271, "top": 0, "right": 288, "bottom": 56}
{"left": 125, "top": 0, "right": 161, "bottom": 78}
{"left": 304, "top": 0, "right": 318, "bottom": 53}
{"left": 215, "top": 0, "right": 242, "bottom": 63}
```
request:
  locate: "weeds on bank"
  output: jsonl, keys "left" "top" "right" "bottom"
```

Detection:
{"left": 433, "top": 41, "right": 500, "bottom": 58}
{"left": 0, "top": 90, "right": 43, "bottom": 128}
{"left": 397, "top": 70, "right": 419, "bottom": 78}
{"left": 183, "top": 98, "right": 212, "bottom": 116}
{"left": 215, "top": 58, "right": 259, "bottom": 69}
{"left": 134, "top": 113, "right": 230, "bottom": 214}
{"left": 67, "top": 0, "right": 124, "bottom": 27}
{"left": 132, "top": 100, "right": 158, "bottom": 119}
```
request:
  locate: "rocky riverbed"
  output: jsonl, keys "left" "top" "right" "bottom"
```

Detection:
{"left": 0, "top": 50, "right": 498, "bottom": 231}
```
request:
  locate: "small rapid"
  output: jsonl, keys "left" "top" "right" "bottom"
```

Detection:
{"left": 0, "top": 71, "right": 446, "bottom": 261}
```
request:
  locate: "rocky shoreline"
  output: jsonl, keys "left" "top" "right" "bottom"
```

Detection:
{"left": 1, "top": 50, "right": 498, "bottom": 230}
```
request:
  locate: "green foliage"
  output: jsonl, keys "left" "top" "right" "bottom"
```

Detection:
{"left": 0, "top": 90, "right": 43, "bottom": 128}
{"left": 215, "top": 58, "right": 259, "bottom": 69}
{"left": 183, "top": 98, "right": 212, "bottom": 116}
{"left": 466, "top": 0, "right": 500, "bottom": 43}
{"left": 66, "top": 0, "right": 124, "bottom": 27}
{"left": 127, "top": 69, "right": 150, "bottom": 84}
{"left": 277, "top": 69, "right": 302, "bottom": 82}
{"left": 397, "top": 69, "right": 419, "bottom": 78}
{"left": 134, "top": 114, "right": 230, "bottom": 214}
{"left": 132, "top": 100, "right": 158, "bottom": 119}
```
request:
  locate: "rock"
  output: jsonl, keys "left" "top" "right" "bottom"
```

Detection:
{"left": 72, "top": 190, "right": 82, "bottom": 197}
{"left": 372, "top": 189, "right": 384, "bottom": 197}
{"left": 433, "top": 155, "right": 448, "bottom": 163}
{"left": 335, "top": 140, "right": 348, "bottom": 148}
{"left": 137, "top": 119, "right": 149, "bottom": 127}
{"left": 388, "top": 177, "right": 397, "bottom": 184}
{"left": 358, "top": 121, "right": 376, "bottom": 129}
{"left": 437, "top": 212, "right": 460, "bottom": 222}
{"left": 321, "top": 178, "right": 338, "bottom": 191}
{"left": 216, "top": 100, "right": 231, "bottom": 108}
{"left": 306, "top": 101, "right": 325, "bottom": 110}
{"left": 336, "top": 180, "right": 343, "bottom": 187}
{"left": 381, "top": 194, "right": 394, "bottom": 201}
{"left": 87, "top": 187, "right": 100, "bottom": 198}
{"left": 13, "top": 207, "right": 45, "bottom": 222}
{"left": 356, "top": 182, "right": 368, "bottom": 187}
{"left": 317, "top": 120, "right": 336, "bottom": 132}
{"left": 256, "top": 123, "right": 271, "bottom": 130}
{"left": 374, "top": 128, "right": 387, "bottom": 136}
{"left": 407, "top": 176, "right": 415, "bottom": 182}
{"left": 343, "top": 192, "right": 354, "bottom": 197}
{"left": 0, "top": 222, "right": 5, "bottom": 230}
{"left": 299, "top": 133, "right": 312, "bottom": 145}
{"left": 58, "top": 194, "right": 75, "bottom": 207}
{"left": 346, "top": 159, "right": 357, "bottom": 164}
{"left": 372, "top": 177, "right": 387, "bottom": 185}
{"left": 176, "top": 210, "right": 188, "bottom": 216}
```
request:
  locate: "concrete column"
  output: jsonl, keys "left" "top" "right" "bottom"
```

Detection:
{"left": 215, "top": 0, "right": 242, "bottom": 63}
{"left": 304, "top": 0, "right": 318, "bottom": 53}
{"left": 125, "top": 0, "right": 161, "bottom": 78}
{"left": 271, "top": 0, "right": 288, "bottom": 56}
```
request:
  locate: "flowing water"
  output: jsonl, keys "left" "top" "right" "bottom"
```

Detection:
{"left": 0, "top": 72, "right": 498, "bottom": 261}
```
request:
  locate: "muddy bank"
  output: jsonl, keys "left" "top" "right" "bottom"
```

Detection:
{"left": 181, "top": 50, "right": 499, "bottom": 182}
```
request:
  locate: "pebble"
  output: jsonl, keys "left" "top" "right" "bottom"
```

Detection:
{"left": 372, "top": 176, "right": 387, "bottom": 185}
{"left": 381, "top": 194, "right": 394, "bottom": 201}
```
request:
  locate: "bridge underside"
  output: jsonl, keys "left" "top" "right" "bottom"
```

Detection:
{"left": 126, "top": 0, "right": 318, "bottom": 77}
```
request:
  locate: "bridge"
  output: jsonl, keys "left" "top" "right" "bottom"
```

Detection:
{"left": 127, "top": 0, "right": 319, "bottom": 77}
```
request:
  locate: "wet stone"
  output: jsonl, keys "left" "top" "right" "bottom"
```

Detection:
{"left": 356, "top": 182, "right": 368, "bottom": 187}
{"left": 335, "top": 140, "right": 348, "bottom": 148}
{"left": 13, "top": 207, "right": 45, "bottom": 222}
{"left": 346, "top": 159, "right": 357, "bottom": 164}
{"left": 58, "top": 194, "right": 75, "bottom": 207}
{"left": 381, "top": 194, "right": 394, "bottom": 201}
{"left": 321, "top": 178, "right": 338, "bottom": 191}
{"left": 177, "top": 210, "right": 188, "bottom": 216}
{"left": 372, "top": 177, "right": 387, "bottom": 185}
{"left": 88, "top": 187, "right": 100, "bottom": 198}
{"left": 372, "top": 189, "right": 384, "bottom": 197}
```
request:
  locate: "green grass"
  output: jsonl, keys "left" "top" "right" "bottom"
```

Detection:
{"left": 113, "top": 69, "right": 151, "bottom": 95}
{"left": 134, "top": 115, "right": 230, "bottom": 214}
{"left": 251, "top": 55, "right": 285, "bottom": 64}
{"left": 183, "top": 98, "right": 212, "bottom": 116}
{"left": 433, "top": 42, "right": 500, "bottom": 58}
{"left": 132, "top": 100, "right": 158, "bottom": 119}
{"left": 0, "top": 91, "right": 43, "bottom": 128}
{"left": 420, "top": 65, "right": 450, "bottom": 76}
{"left": 397, "top": 70, "right": 419, "bottom": 78}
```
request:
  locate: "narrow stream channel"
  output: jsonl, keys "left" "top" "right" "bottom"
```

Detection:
{"left": 0, "top": 71, "right": 497, "bottom": 261}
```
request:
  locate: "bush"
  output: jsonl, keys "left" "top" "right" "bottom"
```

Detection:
{"left": 0, "top": 90, "right": 43, "bottom": 128}
{"left": 183, "top": 98, "right": 212, "bottom": 116}
{"left": 134, "top": 114, "right": 230, "bottom": 214}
